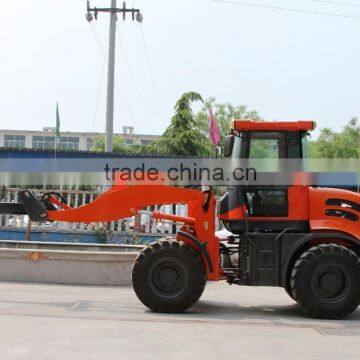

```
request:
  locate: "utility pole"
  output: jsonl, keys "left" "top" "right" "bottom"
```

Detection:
{"left": 86, "top": 1, "right": 143, "bottom": 152}
{"left": 105, "top": 0, "right": 116, "bottom": 153}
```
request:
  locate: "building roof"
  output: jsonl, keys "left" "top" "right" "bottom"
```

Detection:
{"left": 0, "top": 129, "right": 160, "bottom": 138}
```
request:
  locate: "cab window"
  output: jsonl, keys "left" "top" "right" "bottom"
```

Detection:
{"left": 301, "top": 133, "right": 309, "bottom": 158}
{"left": 231, "top": 136, "right": 243, "bottom": 159}
{"left": 248, "top": 132, "right": 286, "bottom": 158}
{"left": 245, "top": 189, "right": 288, "bottom": 217}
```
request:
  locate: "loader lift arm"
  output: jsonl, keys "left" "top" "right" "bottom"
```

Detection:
{"left": 1, "top": 184, "right": 220, "bottom": 281}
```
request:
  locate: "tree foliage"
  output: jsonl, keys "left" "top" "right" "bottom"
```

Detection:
{"left": 90, "top": 95, "right": 263, "bottom": 157}
{"left": 91, "top": 135, "right": 127, "bottom": 153}
{"left": 195, "top": 97, "right": 261, "bottom": 141}
{"left": 308, "top": 118, "right": 360, "bottom": 158}
{"left": 90, "top": 94, "right": 358, "bottom": 160}
{"left": 149, "top": 92, "right": 209, "bottom": 156}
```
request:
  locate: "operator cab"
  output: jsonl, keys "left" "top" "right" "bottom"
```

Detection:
{"left": 219, "top": 120, "right": 315, "bottom": 234}
{"left": 224, "top": 120, "right": 314, "bottom": 159}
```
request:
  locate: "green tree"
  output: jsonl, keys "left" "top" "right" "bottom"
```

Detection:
{"left": 127, "top": 144, "right": 150, "bottom": 155}
{"left": 91, "top": 135, "right": 128, "bottom": 153}
{"left": 308, "top": 118, "right": 360, "bottom": 158}
{"left": 195, "top": 97, "right": 261, "bottom": 141}
{"left": 149, "top": 91, "right": 208, "bottom": 156}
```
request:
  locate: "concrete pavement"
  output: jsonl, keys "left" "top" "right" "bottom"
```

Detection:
{"left": 0, "top": 281, "right": 359, "bottom": 359}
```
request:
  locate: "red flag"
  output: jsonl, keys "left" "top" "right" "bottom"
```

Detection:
{"left": 209, "top": 108, "right": 221, "bottom": 145}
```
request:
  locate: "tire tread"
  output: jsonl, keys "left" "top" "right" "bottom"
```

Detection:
{"left": 132, "top": 238, "right": 206, "bottom": 313}
{"left": 290, "top": 243, "right": 360, "bottom": 319}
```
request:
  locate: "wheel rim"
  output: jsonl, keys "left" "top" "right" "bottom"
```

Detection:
{"left": 148, "top": 257, "right": 189, "bottom": 299}
{"left": 310, "top": 264, "right": 351, "bottom": 304}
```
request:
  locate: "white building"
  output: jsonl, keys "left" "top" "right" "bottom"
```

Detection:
{"left": 0, "top": 126, "right": 160, "bottom": 151}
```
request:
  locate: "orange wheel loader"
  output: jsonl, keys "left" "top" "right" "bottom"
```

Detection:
{"left": 1, "top": 120, "right": 359, "bottom": 319}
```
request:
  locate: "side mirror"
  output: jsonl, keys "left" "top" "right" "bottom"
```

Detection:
{"left": 215, "top": 146, "right": 222, "bottom": 158}
{"left": 224, "top": 135, "right": 234, "bottom": 157}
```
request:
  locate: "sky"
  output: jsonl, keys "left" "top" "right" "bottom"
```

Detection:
{"left": 0, "top": 0, "right": 359, "bottom": 137}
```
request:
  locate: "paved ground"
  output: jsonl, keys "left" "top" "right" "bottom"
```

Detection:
{"left": 0, "top": 282, "right": 359, "bottom": 359}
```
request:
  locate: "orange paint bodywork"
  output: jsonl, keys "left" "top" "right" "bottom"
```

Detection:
{"left": 47, "top": 185, "right": 201, "bottom": 223}
{"left": 47, "top": 184, "right": 219, "bottom": 281}
{"left": 309, "top": 187, "right": 360, "bottom": 240}
{"left": 45, "top": 184, "right": 358, "bottom": 282}
{"left": 218, "top": 185, "right": 359, "bottom": 246}
{"left": 232, "top": 120, "right": 315, "bottom": 132}
{"left": 219, "top": 186, "right": 310, "bottom": 223}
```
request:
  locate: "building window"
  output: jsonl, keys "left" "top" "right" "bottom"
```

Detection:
{"left": 125, "top": 139, "right": 134, "bottom": 145}
{"left": 32, "top": 136, "right": 55, "bottom": 149}
{"left": 32, "top": 136, "right": 80, "bottom": 150}
{"left": 140, "top": 139, "right": 153, "bottom": 146}
{"left": 4, "top": 135, "right": 25, "bottom": 148}
{"left": 57, "top": 137, "right": 79, "bottom": 151}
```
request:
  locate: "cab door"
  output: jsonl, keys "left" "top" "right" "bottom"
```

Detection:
{"left": 243, "top": 131, "right": 309, "bottom": 232}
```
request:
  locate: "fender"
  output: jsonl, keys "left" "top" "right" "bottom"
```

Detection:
{"left": 281, "top": 232, "right": 360, "bottom": 287}
{"left": 176, "top": 230, "right": 214, "bottom": 273}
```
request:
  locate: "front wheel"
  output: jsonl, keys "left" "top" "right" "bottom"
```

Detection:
{"left": 290, "top": 243, "right": 360, "bottom": 319}
{"left": 132, "top": 239, "right": 207, "bottom": 313}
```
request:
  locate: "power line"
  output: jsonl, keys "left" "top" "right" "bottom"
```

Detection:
{"left": 311, "top": 0, "right": 360, "bottom": 8}
{"left": 116, "top": 27, "right": 155, "bottom": 128}
{"left": 209, "top": 0, "right": 360, "bottom": 21}
{"left": 118, "top": 90, "right": 138, "bottom": 128}
{"left": 111, "top": 29, "right": 141, "bottom": 132}
{"left": 90, "top": 23, "right": 106, "bottom": 57}
{"left": 139, "top": 25, "right": 164, "bottom": 123}
{"left": 89, "top": 23, "right": 137, "bottom": 133}
{"left": 89, "top": 24, "right": 107, "bottom": 132}
{"left": 86, "top": 1, "right": 144, "bottom": 152}
{"left": 91, "top": 41, "right": 107, "bottom": 133}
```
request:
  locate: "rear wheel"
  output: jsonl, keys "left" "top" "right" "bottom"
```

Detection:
{"left": 290, "top": 243, "right": 360, "bottom": 319}
{"left": 132, "top": 239, "right": 206, "bottom": 313}
{"left": 284, "top": 283, "right": 295, "bottom": 301}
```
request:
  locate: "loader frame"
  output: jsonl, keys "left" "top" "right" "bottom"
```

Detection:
{"left": 3, "top": 185, "right": 220, "bottom": 281}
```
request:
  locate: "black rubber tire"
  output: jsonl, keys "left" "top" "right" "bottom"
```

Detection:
{"left": 284, "top": 283, "right": 295, "bottom": 301}
{"left": 290, "top": 243, "right": 360, "bottom": 319}
{"left": 132, "top": 239, "right": 207, "bottom": 313}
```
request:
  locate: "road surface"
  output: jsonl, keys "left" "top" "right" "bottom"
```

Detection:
{"left": 0, "top": 281, "right": 359, "bottom": 359}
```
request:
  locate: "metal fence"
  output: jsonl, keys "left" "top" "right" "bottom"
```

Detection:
{"left": 0, "top": 187, "right": 190, "bottom": 236}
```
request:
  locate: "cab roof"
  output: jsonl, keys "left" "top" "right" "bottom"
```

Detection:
{"left": 231, "top": 120, "right": 315, "bottom": 132}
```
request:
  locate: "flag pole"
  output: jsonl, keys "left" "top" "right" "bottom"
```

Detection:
{"left": 55, "top": 102, "right": 61, "bottom": 158}
{"left": 208, "top": 107, "right": 220, "bottom": 157}
{"left": 208, "top": 107, "right": 213, "bottom": 157}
